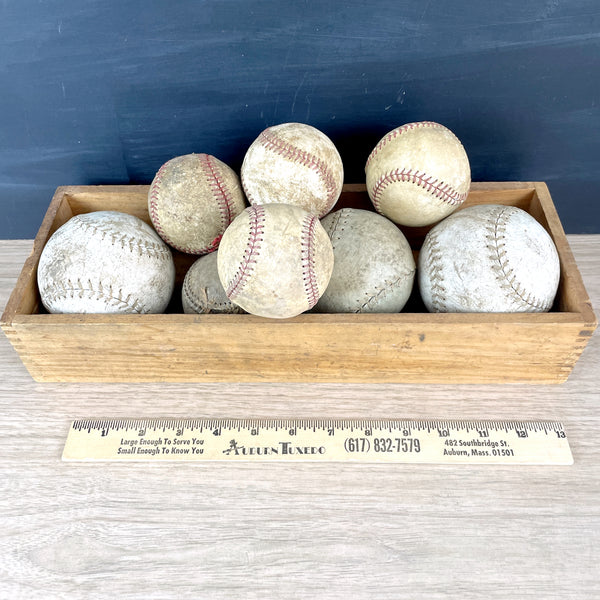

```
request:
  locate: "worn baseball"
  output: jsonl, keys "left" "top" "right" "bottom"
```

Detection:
{"left": 37, "top": 211, "right": 176, "bottom": 314}
{"left": 365, "top": 121, "right": 471, "bottom": 227}
{"left": 217, "top": 203, "right": 334, "bottom": 319}
{"left": 148, "top": 153, "right": 246, "bottom": 255}
{"left": 314, "top": 208, "right": 415, "bottom": 313}
{"left": 182, "top": 251, "right": 244, "bottom": 314}
{"left": 418, "top": 204, "right": 560, "bottom": 313}
{"left": 241, "top": 122, "right": 344, "bottom": 218}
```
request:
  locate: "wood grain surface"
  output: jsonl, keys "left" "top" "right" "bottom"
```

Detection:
{"left": 1, "top": 237, "right": 599, "bottom": 599}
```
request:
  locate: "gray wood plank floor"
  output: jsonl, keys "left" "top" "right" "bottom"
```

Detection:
{"left": 1, "top": 236, "right": 598, "bottom": 599}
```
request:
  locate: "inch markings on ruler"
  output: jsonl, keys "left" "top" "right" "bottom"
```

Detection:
{"left": 62, "top": 419, "right": 573, "bottom": 465}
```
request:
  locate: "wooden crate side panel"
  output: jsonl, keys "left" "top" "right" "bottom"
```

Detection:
{"left": 1, "top": 188, "right": 73, "bottom": 324}
{"left": 64, "top": 186, "right": 152, "bottom": 225}
{"left": 60, "top": 183, "right": 537, "bottom": 210}
{"left": 9, "top": 319, "right": 584, "bottom": 384}
{"left": 532, "top": 183, "right": 596, "bottom": 324}
{"left": 464, "top": 185, "right": 535, "bottom": 209}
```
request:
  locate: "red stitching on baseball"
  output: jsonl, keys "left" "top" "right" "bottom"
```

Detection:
{"left": 198, "top": 154, "right": 236, "bottom": 234}
{"left": 258, "top": 128, "right": 338, "bottom": 217}
{"left": 226, "top": 205, "right": 266, "bottom": 300}
{"left": 209, "top": 234, "right": 223, "bottom": 250}
{"left": 365, "top": 122, "right": 449, "bottom": 170}
{"left": 370, "top": 168, "right": 467, "bottom": 213}
{"left": 148, "top": 160, "right": 170, "bottom": 241}
{"left": 301, "top": 214, "right": 320, "bottom": 309}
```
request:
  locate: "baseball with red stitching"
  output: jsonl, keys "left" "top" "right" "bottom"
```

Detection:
{"left": 314, "top": 208, "right": 415, "bottom": 314}
{"left": 418, "top": 204, "right": 560, "bottom": 313}
{"left": 148, "top": 153, "right": 247, "bottom": 255}
{"left": 216, "top": 203, "right": 334, "bottom": 319}
{"left": 365, "top": 121, "right": 471, "bottom": 227}
{"left": 240, "top": 122, "right": 344, "bottom": 218}
{"left": 182, "top": 251, "right": 244, "bottom": 314}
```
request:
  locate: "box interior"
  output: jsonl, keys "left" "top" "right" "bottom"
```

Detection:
{"left": 7, "top": 184, "right": 584, "bottom": 319}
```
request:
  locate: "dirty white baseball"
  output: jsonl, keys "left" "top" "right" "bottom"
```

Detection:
{"left": 314, "top": 208, "right": 415, "bottom": 313}
{"left": 241, "top": 122, "right": 344, "bottom": 218}
{"left": 217, "top": 203, "right": 334, "bottom": 319}
{"left": 149, "top": 153, "right": 246, "bottom": 254}
{"left": 182, "top": 251, "right": 244, "bottom": 314}
{"left": 365, "top": 121, "right": 471, "bottom": 227}
{"left": 418, "top": 204, "right": 560, "bottom": 313}
{"left": 37, "top": 211, "right": 176, "bottom": 314}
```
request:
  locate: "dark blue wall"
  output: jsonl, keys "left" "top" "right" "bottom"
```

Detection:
{"left": 1, "top": 0, "right": 599, "bottom": 237}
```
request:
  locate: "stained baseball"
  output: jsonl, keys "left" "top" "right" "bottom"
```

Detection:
{"left": 37, "top": 211, "right": 176, "bottom": 314}
{"left": 148, "top": 153, "right": 246, "bottom": 255}
{"left": 241, "top": 122, "right": 344, "bottom": 218}
{"left": 418, "top": 204, "right": 560, "bottom": 313}
{"left": 314, "top": 208, "right": 415, "bottom": 313}
{"left": 365, "top": 121, "right": 471, "bottom": 227}
{"left": 182, "top": 251, "right": 244, "bottom": 314}
{"left": 217, "top": 203, "right": 334, "bottom": 319}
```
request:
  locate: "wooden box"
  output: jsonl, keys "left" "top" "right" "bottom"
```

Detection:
{"left": 1, "top": 183, "right": 596, "bottom": 383}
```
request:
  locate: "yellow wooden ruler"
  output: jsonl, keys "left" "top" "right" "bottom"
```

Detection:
{"left": 62, "top": 419, "right": 573, "bottom": 464}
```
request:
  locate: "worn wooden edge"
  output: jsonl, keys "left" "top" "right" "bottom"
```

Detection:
{"left": 15, "top": 361, "right": 572, "bottom": 384}
{"left": 8, "top": 315, "right": 584, "bottom": 385}
{"left": 529, "top": 182, "right": 598, "bottom": 371}
{"left": 534, "top": 182, "right": 597, "bottom": 326}
{"left": 0, "top": 186, "right": 71, "bottom": 328}
{"left": 8, "top": 310, "right": 589, "bottom": 326}
{"left": 6, "top": 310, "right": 590, "bottom": 384}
{"left": 24, "top": 371, "right": 571, "bottom": 385}
{"left": 56, "top": 181, "right": 539, "bottom": 195}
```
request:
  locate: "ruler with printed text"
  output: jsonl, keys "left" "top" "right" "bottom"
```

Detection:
{"left": 62, "top": 419, "right": 573, "bottom": 464}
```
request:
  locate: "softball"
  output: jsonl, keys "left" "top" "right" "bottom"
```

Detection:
{"left": 37, "top": 211, "right": 175, "bottom": 314}
{"left": 418, "top": 204, "right": 560, "bottom": 312}
{"left": 314, "top": 208, "right": 415, "bottom": 313}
